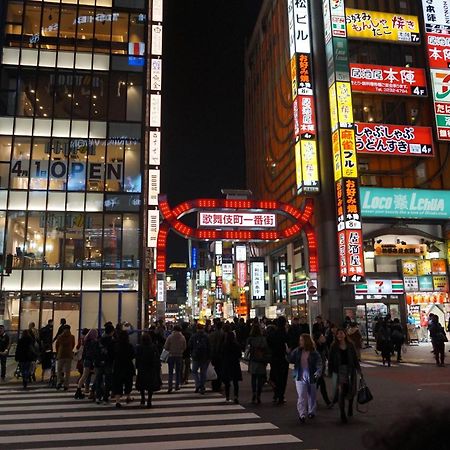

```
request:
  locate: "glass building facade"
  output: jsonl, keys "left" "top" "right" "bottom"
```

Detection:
{"left": 0, "top": 0, "right": 152, "bottom": 340}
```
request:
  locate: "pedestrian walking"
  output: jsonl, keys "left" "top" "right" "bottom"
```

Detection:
{"left": 136, "top": 332, "right": 161, "bottom": 408}
{"left": 391, "top": 318, "right": 405, "bottom": 362}
{"left": 377, "top": 320, "right": 393, "bottom": 367}
{"left": 0, "top": 325, "right": 10, "bottom": 382}
{"left": 328, "top": 328, "right": 361, "bottom": 423}
{"left": 347, "top": 322, "right": 363, "bottom": 360}
{"left": 39, "top": 320, "right": 54, "bottom": 382}
{"left": 53, "top": 318, "right": 67, "bottom": 343}
{"left": 246, "top": 323, "right": 270, "bottom": 404}
{"left": 164, "top": 324, "right": 186, "bottom": 393}
{"left": 93, "top": 323, "right": 115, "bottom": 404}
{"left": 221, "top": 330, "right": 242, "bottom": 404}
{"left": 74, "top": 328, "right": 98, "bottom": 399}
{"left": 112, "top": 330, "right": 135, "bottom": 407}
{"left": 15, "top": 330, "right": 35, "bottom": 389}
{"left": 288, "top": 333, "right": 322, "bottom": 423}
{"left": 181, "top": 322, "right": 192, "bottom": 384}
{"left": 208, "top": 319, "right": 225, "bottom": 392}
{"left": 189, "top": 324, "right": 210, "bottom": 394}
{"left": 313, "top": 331, "right": 331, "bottom": 406}
{"left": 428, "top": 314, "right": 447, "bottom": 367}
{"left": 267, "top": 316, "right": 289, "bottom": 404}
{"left": 55, "top": 325, "right": 75, "bottom": 391}
{"left": 28, "top": 322, "right": 40, "bottom": 382}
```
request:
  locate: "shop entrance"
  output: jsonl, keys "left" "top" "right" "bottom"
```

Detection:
{"left": 18, "top": 293, "right": 80, "bottom": 339}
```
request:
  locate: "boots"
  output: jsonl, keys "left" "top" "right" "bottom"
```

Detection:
{"left": 74, "top": 388, "right": 85, "bottom": 399}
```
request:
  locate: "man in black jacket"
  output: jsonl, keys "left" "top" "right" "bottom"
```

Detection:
{"left": 0, "top": 325, "right": 10, "bottom": 381}
{"left": 267, "top": 317, "right": 289, "bottom": 404}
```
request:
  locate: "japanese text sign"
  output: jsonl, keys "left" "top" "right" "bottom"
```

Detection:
{"left": 355, "top": 123, "right": 434, "bottom": 157}
{"left": 251, "top": 262, "right": 265, "bottom": 300}
{"left": 350, "top": 63, "right": 427, "bottom": 96}
{"left": 339, "top": 129, "right": 358, "bottom": 178}
{"left": 422, "top": 0, "right": 450, "bottom": 34}
{"left": 345, "top": 9, "right": 420, "bottom": 43}
{"left": 292, "top": 0, "right": 311, "bottom": 54}
{"left": 426, "top": 33, "right": 450, "bottom": 69}
{"left": 430, "top": 69, "right": 450, "bottom": 140}
{"left": 198, "top": 212, "right": 277, "bottom": 229}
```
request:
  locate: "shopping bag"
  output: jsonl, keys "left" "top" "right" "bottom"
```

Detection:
{"left": 159, "top": 349, "right": 170, "bottom": 363}
{"left": 206, "top": 362, "right": 217, "bottom": 381}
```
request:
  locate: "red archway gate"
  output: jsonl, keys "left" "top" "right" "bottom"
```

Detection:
{"left": 156, "top": 194, "right": 318, "bottom": 275}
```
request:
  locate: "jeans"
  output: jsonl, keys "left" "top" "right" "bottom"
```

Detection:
{"left": 251, "top": 374, "right": 265, "bottom": 397}
{"left": 168, "top": 356, "right": 182, "bottom": 390}
{"left": 0, "top": 355, "right": 6, "bottom": 379}
{"left": 295, "top": 380, "right": 317, "bottom": 418}
{"left": 192, "top": 360, "right": 208, "bottom": 390}
{"left": 95, "top": 366, "right": 112, "bottom": 401}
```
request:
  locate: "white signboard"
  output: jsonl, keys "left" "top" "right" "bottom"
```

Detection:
{"left": 149, "top": 131, "right": 161, "bottom": 166}
{"left": 222, "top": 263, "right": 233, "bottom": 282}
{"left": 148, "top": 169, "right": 160, "bottom": 206}
{"left": 366, "top": 279, "right": 393, "bottom": 295}
{"left": 287, "top": 0, "right": 296, "bottom": 58}
{"left": 235, "top": 245, "right": 247, "bottom": 262}
{"left": 150, "top": 94, "right": 161, "bottom": 127}
{"left": 147, "top": 209, "right": 159, "bottom": 248}
{"left": 404, "top": 276, "right": 419, "bottom": 292}
{"left": 198, "top": 212, "right": 276, "bottom": 228}
{"left": 151, "top": 25, "right": 163, "bottom": 55}
{"left": 422, "top": 0, "right": 450, "bottom": 33}
{"left": 215, "top": 241, "right": 223, "bottom": 255}
{"left": 157, "top": 279, "right": 166, "bottom": 302}
{"left": 151, "top": 58, "right": 162, "bottom": 91}
{"left": 251, "top": 262, "right": 265, "bottom": 300}
{"left": 152, "top": 0, "right": 163, "bottom": 22}
{"left": 293, "top": 0, "right": 311, "bottom": 54}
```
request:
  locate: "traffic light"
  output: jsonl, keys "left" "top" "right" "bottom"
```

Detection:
{"left": 5, "top": 254, "right": 13, "bottom": 275}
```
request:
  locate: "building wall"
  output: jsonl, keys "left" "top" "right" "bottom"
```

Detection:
{"left": 0, "top": 0, "right": 150, "bottom": 339}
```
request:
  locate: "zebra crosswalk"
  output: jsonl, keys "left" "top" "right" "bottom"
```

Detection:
{"left": 360, "top": 360, "right": 420, "bottom": 368}
{"left": 0, "top": 384, "right": 303, "bottom": 450}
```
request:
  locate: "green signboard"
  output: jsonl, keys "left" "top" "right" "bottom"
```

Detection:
{"left": 360, "top": 187, "right": 450, "bottom": 219}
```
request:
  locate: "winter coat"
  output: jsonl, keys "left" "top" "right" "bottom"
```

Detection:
{"left": 112, "top": 342, "right": 135, "bottom": 378}
{"left": 246, "top": 335, "right": 270, "bottom": 375}
{"left": 135, "top": 343, "right": 161, "bottom": 392}
{"left": 267, "top": 327, "right": 289, "bottom": 364}
{"left": 328, "top": 342, "right": 360, "bottom": 398}
{"left": 189, "top": 331, "right": 210, "bottom": 362}
{"left": 56, "top": 330, "right": 75, "bottom": 360}
{"left": 15, "top": 335, "right": 35, "bottom": 362}
{"left": 288, "top": 347, "right": 322, "bottom": 382}
{"left": 220, "top": 341, "right": 242, "bottom": 382}
{"left": 208, "top": 330, "right": 225, "bottom": 361}
{"left": 39, "top": 325, "right": 53, "bottom": 352}
{"left": 82, "top": 338, "right": 98, "bottom": 362}
{"left": 164, "top": 331, "right": 187, "bottom": 358}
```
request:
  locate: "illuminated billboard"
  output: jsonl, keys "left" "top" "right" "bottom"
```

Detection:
{"left": 350, "top": 63, "right": 427, "bottom": 96}
{"left": 345, "top": 9, "right": 420, "bottom": 43}
{"left": 355, "top": 123, "right": 434, "bottom": 157}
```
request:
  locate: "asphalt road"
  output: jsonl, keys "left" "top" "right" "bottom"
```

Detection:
{"left": 0, "top": 359, "right": 449, "bottom": 450}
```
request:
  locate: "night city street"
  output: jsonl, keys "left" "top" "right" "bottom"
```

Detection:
{"left": 1, "top": 0, "right": 450, "bottom": 449}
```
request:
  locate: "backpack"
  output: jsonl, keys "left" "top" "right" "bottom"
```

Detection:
{"left": 192, "top": 334, "right": 208, "bottom": 361}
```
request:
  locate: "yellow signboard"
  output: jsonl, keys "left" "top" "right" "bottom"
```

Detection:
{"left": 295, "top": 141, "right": 303, "bottom": 191}
{"left": 339, "top": 129, "right": 358, "bottom": 178}
{"left": 332, "top": 130, "right": 342, "bottom": 181}
{"left": 291, "top": 56, "right": 298, "bottom": 100}
{"left": 345, "top": 9, "right": 420, "bottom": 43}
{"left": 329, "top": 84, "right": 338, "bottom": 132}
{"left": 336, "top": 82, "right": 353, "bottom": 126}
{"left": 417, "top": 259, "right": 432, "bottom": 276}
{"left": 301, "top": 140, "right": 319, "bottom": 192}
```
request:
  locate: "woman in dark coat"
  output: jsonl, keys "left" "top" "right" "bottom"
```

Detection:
{"left": 112, "top": 330, "right": 135, "bottom": 407}
{"left": 135, "top": 332, "right": 161, "bottom": 408}
{"left": 220, "top": 330, "right": 242, "bottom": 404}
{"left": 328, "top": 328, "right": 361, "bottom": 423}
{"left": 15, "top": 330, "right": 34, "bottom": 389}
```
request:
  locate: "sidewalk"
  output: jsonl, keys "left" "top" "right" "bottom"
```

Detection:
{"left": 361, "top": 342, "right": 447, "bottom": 365}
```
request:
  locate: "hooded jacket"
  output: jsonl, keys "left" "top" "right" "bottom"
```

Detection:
{"left": 56, "top": 329, "right": 75, "bottom": 360}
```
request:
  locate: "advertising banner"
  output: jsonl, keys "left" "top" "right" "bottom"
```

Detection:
{"left": 431, "top": 259, "right": 447, "bottom": 274}
{"left": 361, "top": 187, "right": 450, "bottom": 219}
{"left": 419, "top": 275, "right": 434, "bottom": 291}
{"left": 355, "top": 123, "right": 434, "bottom": 157}
{"left": 404, "top": 276, "right": 419, "bottom": 292}
{"left": 350, "top": 64, "right": 427, "bottom": 96}
{"left": 430, "top": 68, "right": 450, "bottom": 140}
{"left": 300, "top": 140, "right": 320, "bottom": 192}
{"left": 198, "top": 212, "right": 276, "bottom": 229}
{"left": 345, "top": 9, "right": 420, "bottom": 43}
{"left": 433, "top": 275, "right": 449, "bottom": 291}
{"left": 296, "top": 95, "right": 316, "bottom": 138}
{"left": 417, "top": 259, "right": 432, "bottom": 276}
{"left": 251, "top": 262, "right": 265, "bottom": 300}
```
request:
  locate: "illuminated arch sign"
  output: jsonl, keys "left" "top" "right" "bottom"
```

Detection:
{"left": 156, "top": 195, "right": 318, "bottom": 274}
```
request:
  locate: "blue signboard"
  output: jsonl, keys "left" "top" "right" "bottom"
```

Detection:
{"left": 191, "top": 247, "right": 198, "bottom": 269}
{"left": 360, "top": 187, "right": 450, "bottom": 219}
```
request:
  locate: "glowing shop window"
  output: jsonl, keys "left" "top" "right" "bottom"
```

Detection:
{"left": 20, "top": 49, "right": 38, "bottom": 66}
{"left": 53, "top": 120, "right": 71, "bottom": 137}
{"left": 82, "top": 270, "right": 101, "bottom": 290}
{"left": 57, "top": 52, "right": 74, "bottom": 69}
{"left": 39, "top": 51, "right": 57, "bottom": 68}
{"left": 8, "top": 191, "right": 27, "bottom": 210}
{"left": 2, "top": 48, "right": 20, "bottom": 65}
{"left": 33, "top": 119, "right": 52, "bottom": 137}
{"left": 22, "top": 271, "right": 42, "bottom": 291}
{"left": 28, "top": 192, "right": 47, "bottom": 211}
{"left": 89, "top": 122, "right": 107, "bottom": 138}
{"left": 62, "top": 270, "right": 82, "bottom": 291}
{"left": 93, "top": 54, "right": 110, "bottom": 71}
{"left": 2, "top": 270, "right": 22, "bottom": 291}
{"left": 47, "top": 192, "right": 66, "bottom": 211}
{"left": 14, "top": 118, "right": 33, "bottom": 136}
{"left": 0, "top": 118, "right": 14, "bottom": 135}
{"left": 66, "top": 193, "right": 85, "bottom": 211}
{"left": 42, "top": 270, "right": 62, "bottom": 291}
{"left": 75, "top": 53, "right": 92, "bottom": 70}
{"left": 70, "top": 121, "right": 89, "bottom": 138}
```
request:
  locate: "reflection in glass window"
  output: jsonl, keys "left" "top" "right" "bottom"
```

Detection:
{"left": 124, "top": 143, "right": 141, "bottom": 192}
{"left": 84, "top": 213, "right": 103, "bottom": 268}
{"left": 105, "top": 143, "right": 123, "bottom": 191}
{"left": 23, "top": 3, "right": 42, "bottom": 47}
{"left": 44, "top": 212, "right": 64, "bottom": 269}
{"left": 63, "top": 212, "right": 84, "bottom": 269}
{"left": 122, "top": 214, "right": 139, "bottom": 268}
{"left": 87, "top": 140, "right": 106, "bottom": 192}
{"left": 58, "top": 6, "right": 77, "bottom": 51}
{"left": 5, "top": 211, "right": 26, "bottom": 269}
{"left": 0, "top": 137, "right": 12, "bottom": 162}
{"left": 48, "top": 140, "right": 69, "bottom": 191}
{"left": 30, "top": 139, "right": 50, "bottom": 190}
{"left": 103, "top": 214, "right": 122, "bottom": 268}
{"left": 25, "top": 212, "right": 45, "bottom": 269}
{"left": 111, "top": 12, "right": 129, "bottom": 55}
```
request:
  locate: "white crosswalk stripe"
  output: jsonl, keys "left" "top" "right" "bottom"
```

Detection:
{"left": 0, "top": 383, "right": 303, "bottom": 449}
{"left": 361, "top": 360, "right": 421, "bottom": 368}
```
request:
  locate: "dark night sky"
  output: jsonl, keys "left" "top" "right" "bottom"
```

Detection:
{"left": 161, "top": 1, "right": 263, "bottom": 263}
